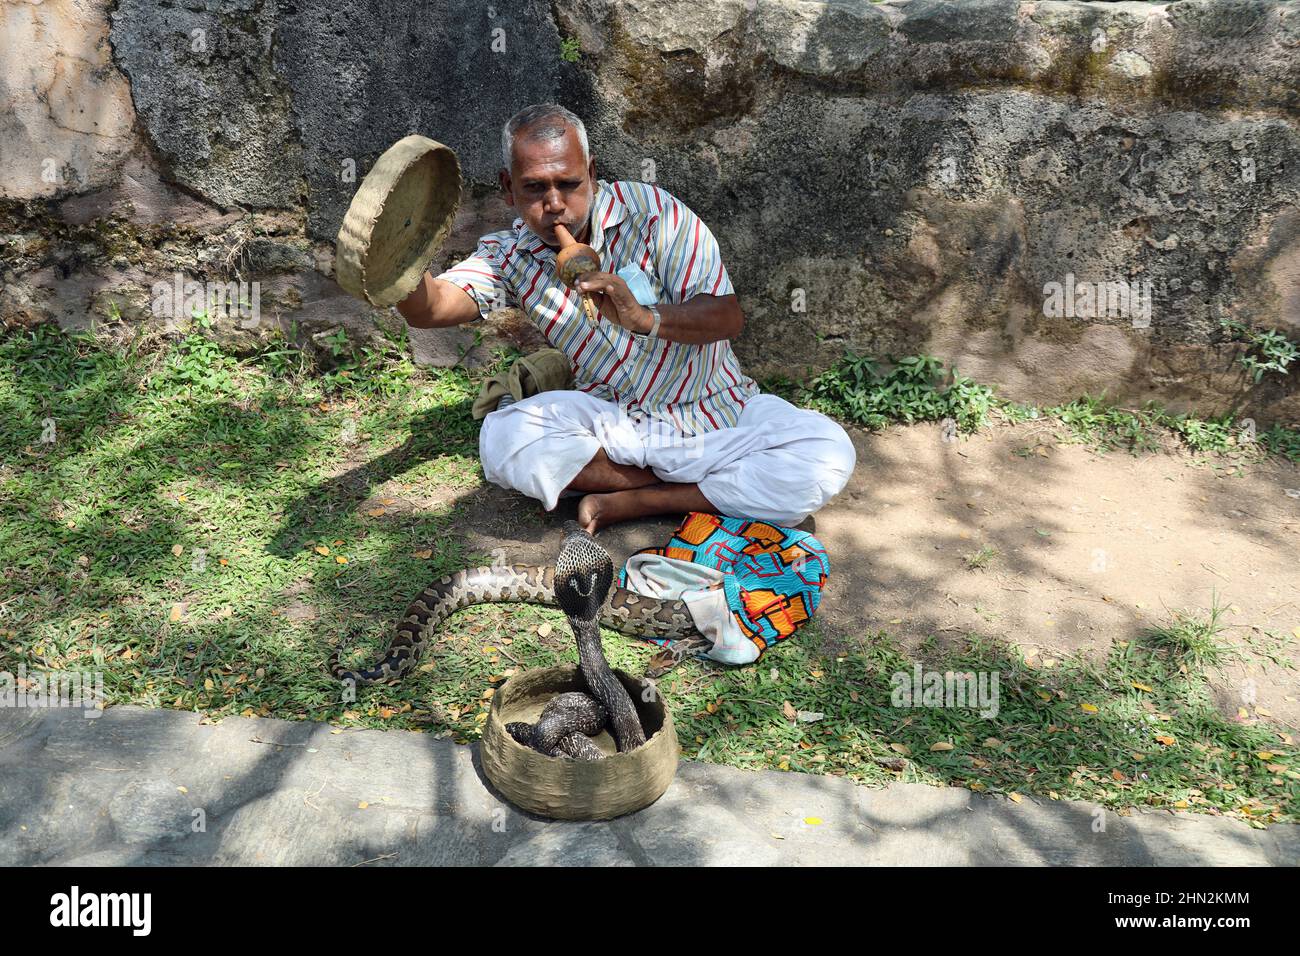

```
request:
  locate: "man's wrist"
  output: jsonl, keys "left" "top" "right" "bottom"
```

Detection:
{"left": 637, "top": 304, "right": 661, "bottom": 339}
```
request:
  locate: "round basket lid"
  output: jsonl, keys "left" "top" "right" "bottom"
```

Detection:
{"left": 334, "top": 135, "right": 462, "bottom": 308}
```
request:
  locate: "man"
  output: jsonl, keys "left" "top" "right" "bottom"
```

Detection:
{"left": 397, "top": 103, "right": 856, "bottom": 533}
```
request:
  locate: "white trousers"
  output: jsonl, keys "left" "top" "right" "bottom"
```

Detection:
{"left": 478, "top": 391, "right": 857, "bottom": 526}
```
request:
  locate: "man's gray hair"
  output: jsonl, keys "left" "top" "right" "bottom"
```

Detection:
{"left": 501, "top": 103, "right": 590, "bottom": 170}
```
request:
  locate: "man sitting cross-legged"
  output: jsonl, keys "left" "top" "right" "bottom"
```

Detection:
{"left": 397, "top": 103, "right": 856, "bottom": 533}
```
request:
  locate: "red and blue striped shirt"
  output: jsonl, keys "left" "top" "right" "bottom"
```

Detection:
{"left": 437, "top": 179, "right": 759, "bottom": 435}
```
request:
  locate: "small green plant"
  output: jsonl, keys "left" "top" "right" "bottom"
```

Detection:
{"left": 1045, "top": 395, "right": 1162, "bottom": 453}
{"left": 1258, "top": 423, "right": 1300, "bottom": 461}
{"left": 1146, "top": 595, "right": 1233, "bottom": 669}
{"left": 163, "top": 333, "right": 238, "bottom": 392}
{"left": 321, "top": 327, "right": 350, "bottom": 358}
{"left": 801, "top": 352, "right": 995, "bottom": 433}
{"left": 559, "top": 36, "right": 581, "bottom": 63}
{"left": 965, "top": 545, "right": 998, "bottom": 570}
{"left": 1167, "top": 414, "right": 1236, "bottom": 453}
{"left": 1221, "top": 318, "right": 1299, "bottom": 382}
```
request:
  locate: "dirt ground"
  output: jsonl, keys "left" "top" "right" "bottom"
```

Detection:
{"left": 438, "top": 419, "right": 1300, "bottom": 728}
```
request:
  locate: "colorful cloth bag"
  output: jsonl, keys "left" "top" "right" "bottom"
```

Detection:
{"left": 618, "top": 512, "right": 830, "bottom": 667}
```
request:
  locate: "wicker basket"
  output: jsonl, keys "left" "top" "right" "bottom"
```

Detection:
{"left": 334, "top": 135, "right": 462, "bottom": 307}
{"left": 480, "top": 665, "right": 679, "bottom": 820}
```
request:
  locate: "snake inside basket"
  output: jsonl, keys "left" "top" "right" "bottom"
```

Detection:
{"left": 328, "top": 522, "right": 712, "bottom": 758}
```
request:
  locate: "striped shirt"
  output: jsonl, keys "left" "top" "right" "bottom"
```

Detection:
{"left": 436, "top": 179, "right": 759, "bottom": 435}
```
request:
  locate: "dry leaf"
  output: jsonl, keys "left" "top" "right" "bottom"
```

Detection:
{"left": 314, "top": 545, "right": 331, "bottom": 556}
{"left": 537, "top": 623, "right": 553, "bottom": 638}
{"left": 1008, "top": 792, "right": 1023, "bottom": 804}
{"left": 171, "top": 544, "right": 184, "bottom": 557}
{"left": 1081, "top": 702, "right": 1099, "bottom": 713}
{"left": 412, "top": 549, "right": 432, "bottom": 559}
{"left": 782, "top": 701, "right": 797, "bottom": 720}
{"left": 930, "top": 741, "right": 955, "bottom": 752}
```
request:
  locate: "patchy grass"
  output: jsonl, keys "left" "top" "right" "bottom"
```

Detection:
{"left": 1145, "top": 595, "right": 1234, "bottom": 670}
{"left": 964, "top": 545, "right": 999, "bottom": 571}
{"left": 768, "top": 352, "right": 1300, "bottom": 462}
{"left": 0, "top": 323, "right": 485, "bottom": 725}
{"left": 1, "top": 326, "right": 1295, "bottom": 827}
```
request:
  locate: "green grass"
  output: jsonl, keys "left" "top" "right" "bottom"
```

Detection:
{"left": 1146, "top": 595, "right": 1234, "bottom": 670}
{"left": 1, "top": 326, "right": 1295, "bottom": 826}
{"left": 771, "top": 351, "right": 1300, "bottom": 462}
{"left": 793, "top": 353, "right": 997, "bottom": 433}
{"left": 964, "top": 545, "right": 999, "bottom": 571}
{"left": 0, "top": 323, "right": 485, "bottom": 725}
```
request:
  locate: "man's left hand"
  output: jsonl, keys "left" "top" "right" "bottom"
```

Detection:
{"left": 574, "top": 272, "right": 652, "bottom": 334}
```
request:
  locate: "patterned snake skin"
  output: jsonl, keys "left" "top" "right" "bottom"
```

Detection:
{"left": 550, "top": 525, "right": 646, "bottom": 753}
{"left": 505, "top": 692, "right": 607, "bottom": 760}
{"left": 328, "top": 534, "right": 707, "bottom": 688}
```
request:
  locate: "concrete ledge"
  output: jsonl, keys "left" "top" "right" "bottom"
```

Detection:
{"left": 1, "top": 706, "right": 1294, "bottom": 866}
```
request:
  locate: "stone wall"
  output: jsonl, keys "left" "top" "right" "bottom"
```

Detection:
{"left": 2, "top": 0, "right": 1297, "bottom": 421}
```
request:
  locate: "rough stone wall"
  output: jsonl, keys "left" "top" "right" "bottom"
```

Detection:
{"left": 1, "top": 0, "right": 1297, "bottom": 421}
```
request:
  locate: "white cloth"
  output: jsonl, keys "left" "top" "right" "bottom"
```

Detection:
{"left": 621, "top": 553, "right": 757, "bottom": 666}
{"left": 478, "top": 390, "right": 856, "bottom": 526}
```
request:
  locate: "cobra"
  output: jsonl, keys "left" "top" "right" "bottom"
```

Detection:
{"left": 328, "top": 522, "right": 713, "bottom": 691}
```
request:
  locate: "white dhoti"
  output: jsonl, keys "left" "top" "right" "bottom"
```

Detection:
{"left": 478, "top": 390, "right": 857, "bottom": 526}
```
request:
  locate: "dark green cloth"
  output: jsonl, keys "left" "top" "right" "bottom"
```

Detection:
{"left": 471, "top": 348, "right": 574, "bottom": 420}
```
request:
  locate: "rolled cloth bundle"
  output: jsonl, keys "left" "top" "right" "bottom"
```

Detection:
{"left": 334, "top": 135, "right": 463, "bottom": 307}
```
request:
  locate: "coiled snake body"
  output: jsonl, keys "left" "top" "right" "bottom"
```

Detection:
{"left": 329, "top": 523, "right": 712, "bottom": 756}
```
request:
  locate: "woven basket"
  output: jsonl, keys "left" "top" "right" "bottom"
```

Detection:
{"left": 480, "top": 665, "right": 679, "bottom": 820}
{"left": 334, "top": 135, "right": 462, "bottom": 307}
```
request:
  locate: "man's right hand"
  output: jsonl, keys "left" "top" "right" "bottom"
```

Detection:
{"left": 395, "top": 273, "right": 482, "bottom": 328}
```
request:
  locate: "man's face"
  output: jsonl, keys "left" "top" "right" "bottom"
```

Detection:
{"left": 500, "top": 125, "right": 596, "bottom": 248}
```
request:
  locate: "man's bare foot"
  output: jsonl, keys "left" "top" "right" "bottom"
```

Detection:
{"left": 577, "top": 492, "right": 626, "bottom": 533}
{"left": 577, "top": 482, "right": 717, "bottom": 533}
